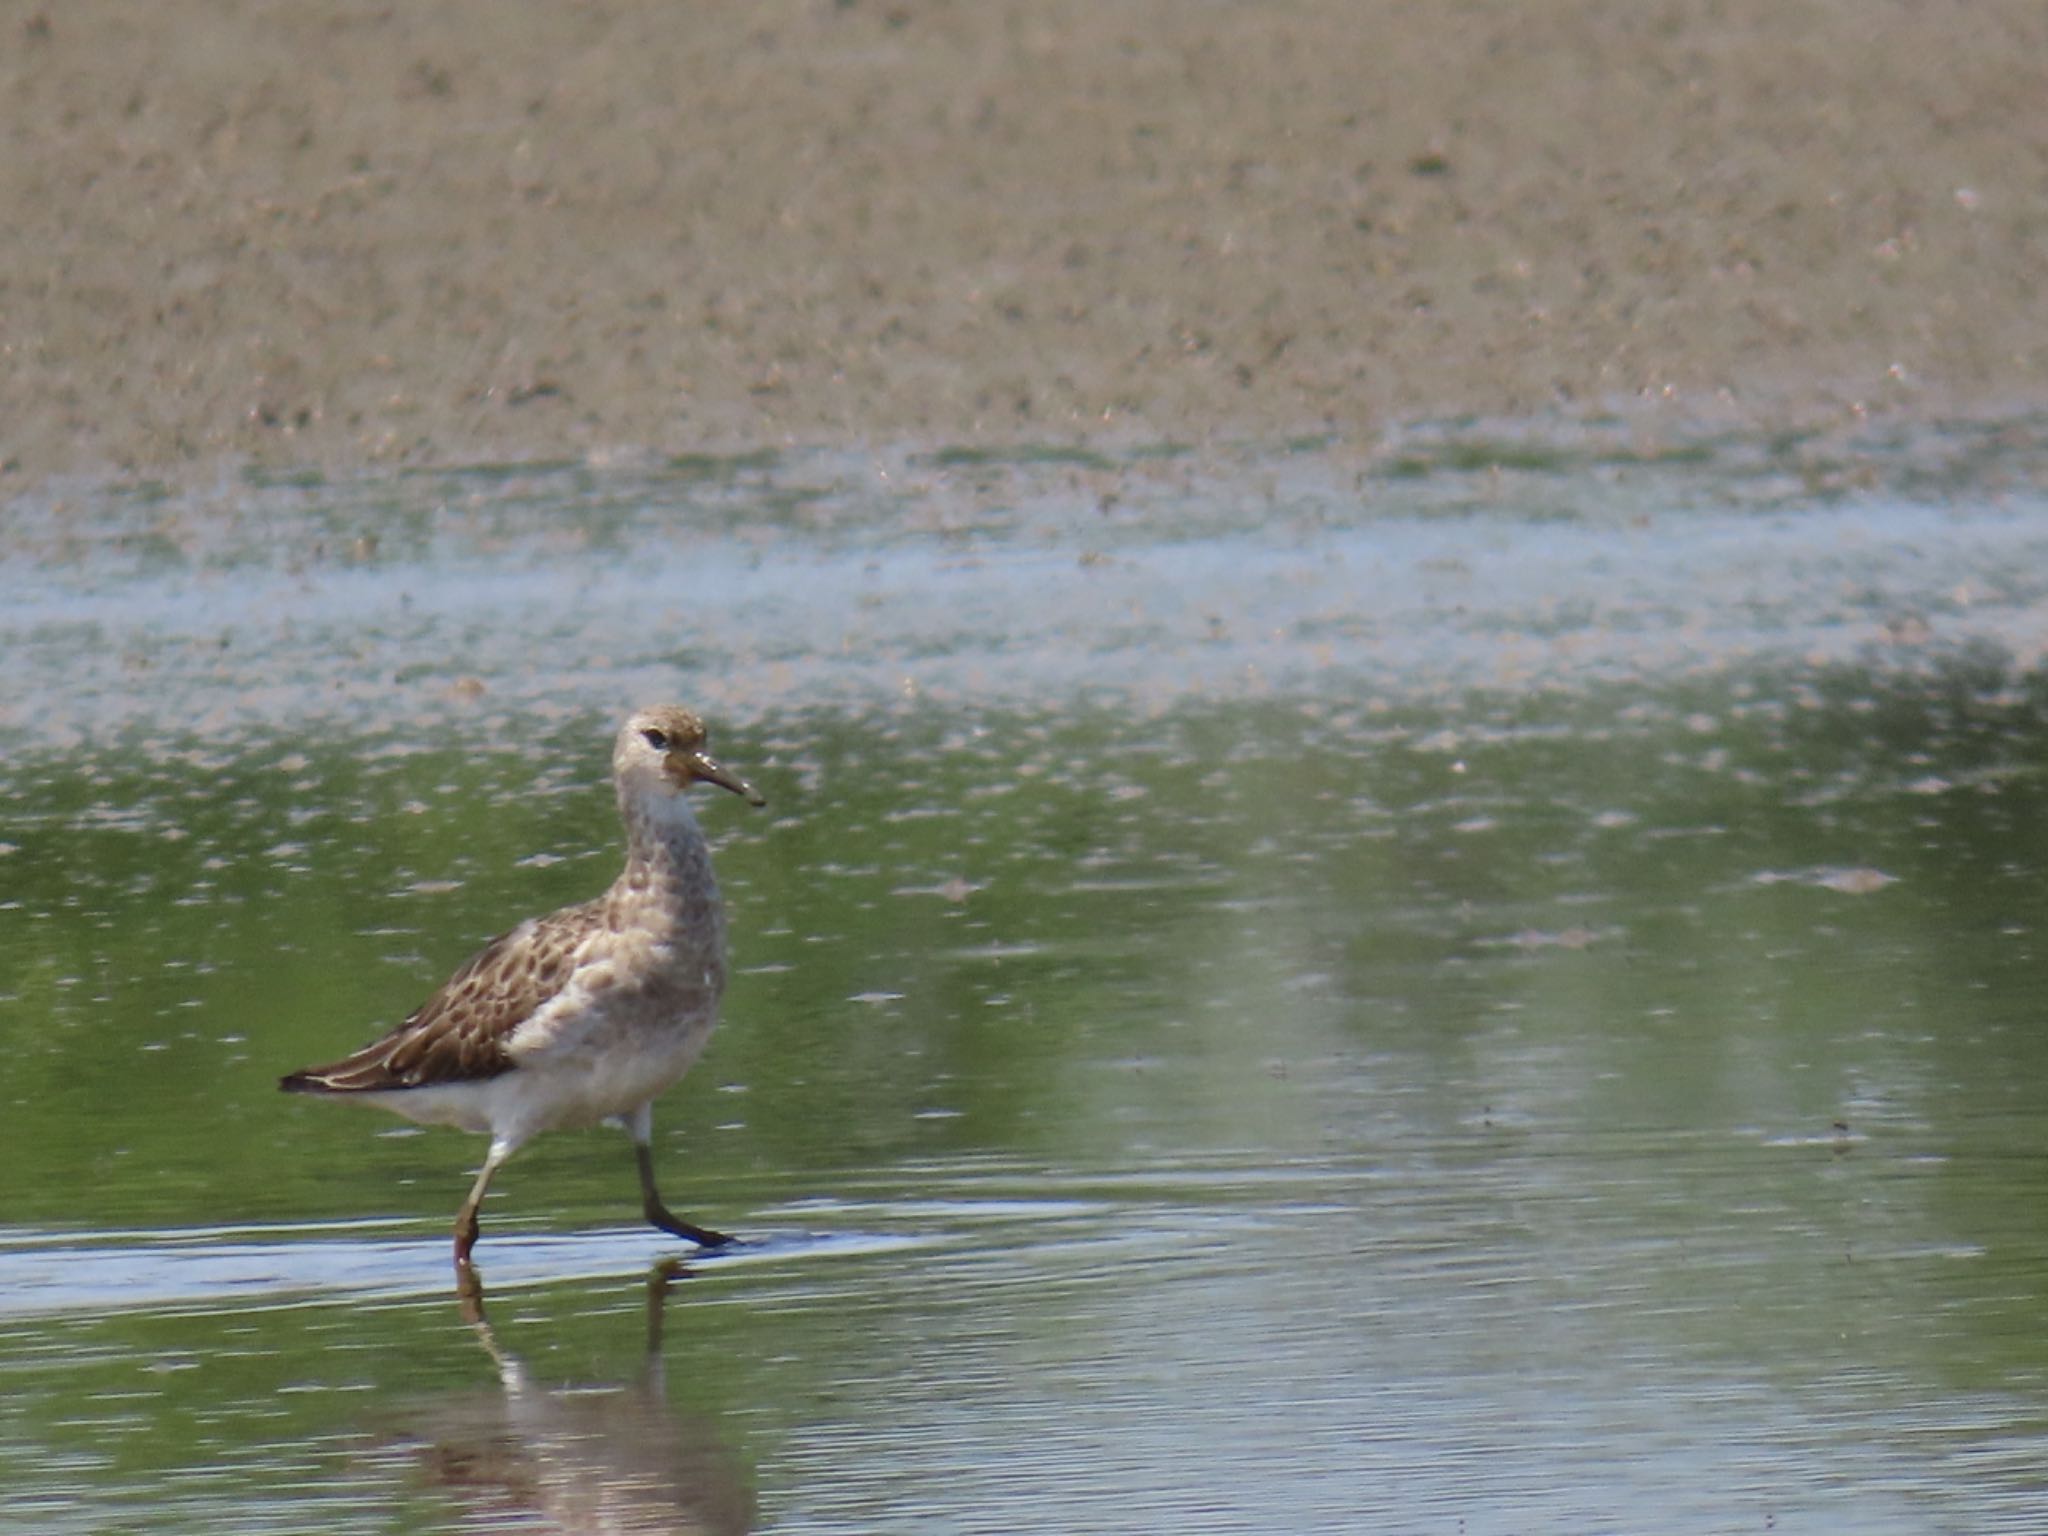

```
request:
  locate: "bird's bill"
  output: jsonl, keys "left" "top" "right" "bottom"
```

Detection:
{"left": 676, "top": 749, "right": 767, "bottom": 806}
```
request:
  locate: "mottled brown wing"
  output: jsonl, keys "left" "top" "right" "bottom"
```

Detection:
{"left": 279, "top": 903, "right": 602, "bottom": 1093}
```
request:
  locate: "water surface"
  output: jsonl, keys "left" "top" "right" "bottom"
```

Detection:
{"left": 4, "top": 423, "right": 2048, "bottom": 1532}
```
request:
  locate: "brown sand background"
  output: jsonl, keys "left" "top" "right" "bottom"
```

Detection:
{"left": 3, "top": 2, "right": 2045, "bottom": 491}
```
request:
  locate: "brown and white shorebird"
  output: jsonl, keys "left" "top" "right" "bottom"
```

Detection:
{"left": 280, "top": 705, "right": 766, "bottom": 1271}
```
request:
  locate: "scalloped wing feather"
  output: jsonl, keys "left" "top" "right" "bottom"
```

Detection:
{"left": 280, "top": 904, "right": 602, "bottom": 1093}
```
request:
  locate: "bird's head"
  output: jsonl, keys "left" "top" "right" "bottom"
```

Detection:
{"left": 614, "top": 705, "right": 766, "bottom": 808}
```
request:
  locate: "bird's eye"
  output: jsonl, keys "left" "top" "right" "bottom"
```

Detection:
{"left": 641, "top": 728, "right": 670, "bottom": 752}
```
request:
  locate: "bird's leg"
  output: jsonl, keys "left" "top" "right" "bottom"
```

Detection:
{"left": 453, "top": 1138, "right": 515, "bottom": 1270}
{"left": 638, "top": 1142, "right": 731, "bottom": 1247}
{"left": 628, "top": 1104, "right": 731, "bottom": 1249}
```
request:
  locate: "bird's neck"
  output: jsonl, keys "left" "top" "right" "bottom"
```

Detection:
{"left": 611, "top": 790, "right": 719, "bottom": 921}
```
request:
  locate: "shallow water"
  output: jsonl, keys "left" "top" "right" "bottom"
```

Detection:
{"left": 4, "top": 423, "right": 2048, "bottom": 1532}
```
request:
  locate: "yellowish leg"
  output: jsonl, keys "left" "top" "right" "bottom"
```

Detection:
{"left": 453, "top": 1138, "right": 515, "bottom": 1269}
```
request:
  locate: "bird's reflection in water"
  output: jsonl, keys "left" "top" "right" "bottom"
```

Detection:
{"left": 398, "top": 1263, "right": 754, "bottom": 1533}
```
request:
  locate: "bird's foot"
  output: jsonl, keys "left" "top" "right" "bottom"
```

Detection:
{"left": 646, "top": 1204, "right": 735, "bottom": 1250}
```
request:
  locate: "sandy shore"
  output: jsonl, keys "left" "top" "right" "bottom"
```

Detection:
{"left": 3, "top": 2, "right": 2044, "bottom": 491}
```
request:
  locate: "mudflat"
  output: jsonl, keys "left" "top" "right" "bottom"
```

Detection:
{"left": 4, "top": 2, "right": 2043, "bottom": 489}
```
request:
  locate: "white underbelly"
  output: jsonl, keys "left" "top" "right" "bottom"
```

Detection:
{"left": 363, "top": 1011, "right": 715, "bottom": 1143}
